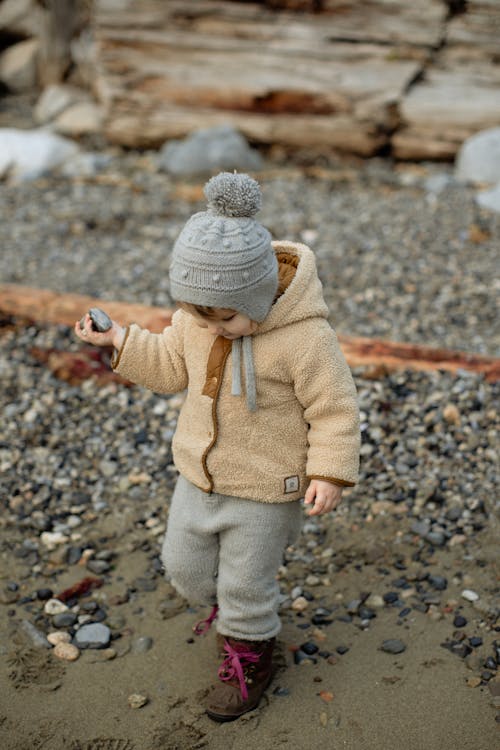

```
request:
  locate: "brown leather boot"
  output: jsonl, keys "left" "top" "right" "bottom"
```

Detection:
{"left": 205, "top": 636, "right": 276, "bottom": 722}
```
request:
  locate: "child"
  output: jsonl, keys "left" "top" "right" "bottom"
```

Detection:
{"left": 75, "top": 172, "right": 360, "bottom": 722}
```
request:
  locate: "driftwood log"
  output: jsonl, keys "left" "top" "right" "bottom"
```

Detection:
{"left": 1, "top": 283, "right": 498, "bottom": 383}
{"left": 89, "top": 0, "right": 500, "bottom": 159}
{"left": 91, "top": 0, "right": 443, "bottom": 156}
{"left": 393, "top": 0, "right": 500, "bottom": 159}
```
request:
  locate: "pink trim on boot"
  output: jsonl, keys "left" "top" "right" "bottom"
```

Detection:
{"left": 193, "top": 604, "right": 219, "bottom": 635}
{"left": 217, "top": 639, "right": 260, "bottom": 701}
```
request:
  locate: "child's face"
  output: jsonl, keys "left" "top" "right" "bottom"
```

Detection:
{"left": 186, "top": 307, "right": 258, "bottom": 339}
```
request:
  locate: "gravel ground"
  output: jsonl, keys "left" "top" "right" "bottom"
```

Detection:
{"left": 0, "top": 151, "right": 498, "bottom": 356}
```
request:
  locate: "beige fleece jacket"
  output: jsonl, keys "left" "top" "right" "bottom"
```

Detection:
{"left": 112, "top": 241, "right": 360, "bottom": 502}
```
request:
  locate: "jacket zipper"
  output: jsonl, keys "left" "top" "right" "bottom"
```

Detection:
{"left": 201, "top": 343, "right": 232, "bottom": 493}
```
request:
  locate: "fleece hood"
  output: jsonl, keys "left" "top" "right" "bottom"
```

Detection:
{"left": 258, "top": 241, "right": 329, "bottom": 335}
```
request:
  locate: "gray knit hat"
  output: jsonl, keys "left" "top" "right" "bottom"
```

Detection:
{"left": 169, "top": 172, "right": 278, "bottom": 322}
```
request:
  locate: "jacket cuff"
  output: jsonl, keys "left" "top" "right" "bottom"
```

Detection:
{"left": 111, "top": 326, "right": 130, "bottom": 370}
{"left": 307, "top": 474, "right": 356, "bottom": 488}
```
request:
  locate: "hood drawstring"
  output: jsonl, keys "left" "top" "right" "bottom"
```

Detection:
{"left": 231, "top": 336, "right": 257, "bottom": 412}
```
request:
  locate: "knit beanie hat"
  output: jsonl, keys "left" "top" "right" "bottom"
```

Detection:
{"left": 169, "top": 172, "right": 278, "bottom": 322}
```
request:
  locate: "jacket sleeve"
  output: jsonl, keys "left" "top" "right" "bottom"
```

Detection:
{"left": 290, "top": 319, "right": 360, "bottom": 486}
{"left": 111, "top": 309, "right": 188, "bottom": 394}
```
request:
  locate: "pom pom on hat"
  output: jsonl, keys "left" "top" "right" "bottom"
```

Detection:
{"left": 204, "top": 172, "right": 262, "bottom": 217}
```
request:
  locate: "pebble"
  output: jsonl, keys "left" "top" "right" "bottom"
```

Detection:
{"left": 365, "top": 594, "right": 384, "bottom": 609}
{"left": 427, "top": 605, "right": 443, "bottom": 622}
{"left": 43, "top": 598, "right": 69, "bottom": 615}
{"left": 442, "top": 404, "right": 460, "bottom": 425}
{"left": 73, "top": 623, "right": 111, "bottom": 649}
{"left": 40, "top": 531, "right": 68, "bottom": 549}
{"left": 20, "top": 619, "right": 51, "bottom": 648}
{"left": 52, "top": 612, "right": 78, "bottom": 628}
{"left": 381, "top": 639, "right": 406, "bottom": 654}
{"left": 132, "top": 636, "right": 153, "bottom": 654}
{"left": 107, "top": 614, "right": 126, "bottom": 630}
{"left": 273, "top": 687, "right": 290, "bottom": 697}
{"left": 383, "top": 592, "right": 399, "bottom": 605}
{"left": 461, "top": 589, "right": 480, "bottom": 602}
{"left": 294, "top": 649, "right": 317, "bottom": 665}
{"left": 300, "top": 641, "right": 319, "bottom": 655}
{"left": 87, "top": 559, "right": 111, "bottom": 574}
{"left": 100, "top": 648, "right": 117, "bottom": 660}
{"left": 53, "top": 642, "right": 80, "bottom": 661}
{"left": 36, "top": 588, "right": 54, "bottom": 600}
{"left": 128, "top": 693, "right": 148, "bottom": 709}
{"left": 47, "top": 631, "right": 72, "bottom": 646}
{"left": 428, "top": 575, "right": 448, "bottom": 591}
{"left": 292, "top": 596, "right": 309, "bottom": 612}
{"left": 468, "top": 637, "right": 483, "bottom": 648}
{"left": 466, "top": 677, "right": 482, "bottom": 688}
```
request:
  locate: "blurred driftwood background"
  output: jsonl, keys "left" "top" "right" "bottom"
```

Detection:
{"left": 1, "top": 0, "right": 499, "bottom": 159}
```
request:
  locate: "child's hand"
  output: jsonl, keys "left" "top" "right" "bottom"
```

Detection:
{"left": 74, "top": 313, "right": 125, "bottom": 350}
{"left": 304, "top": 480, "right": 343, "bottom": 516}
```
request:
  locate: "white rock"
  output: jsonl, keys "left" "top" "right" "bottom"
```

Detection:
{"left": 291, "top": 596, "right": 309, "bottom": 612}
{"left": 40, "top": 530, "right": 69, "bottom": 549}
{"left": 476, "top": 182, "right": 500, "bottom": 214}
{"left": 128, "top": 693, "right": 148, "bottom": 709}
{"left": 44, "top": 598, "right": 69, "bottom": 615}
{"left": 0, "top": 38, "right": 38, "bottom": 92}
{"left": 455, "top": 127, "right": 500, "bottom": 185}
{"left": 0, "top": 127, "right": 80, "bottom": 181}
{"left": 53, "top": 101, "right": 104, "bottom": 137}
{"left": 47, "top": 631, "right": 72, "bottom": 646}
{"left": 153, "top": 400, "right": 168, "bottom": 416}
{"left": 365, "top": 594, "right": 385, "bottom": 609}
{"left": 461, "top": 589, "right": 479, "bottom": 602}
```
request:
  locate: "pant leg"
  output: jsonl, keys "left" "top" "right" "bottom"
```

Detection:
{"left": 216, "top": 497, "right": 302, "bottom": 641}
{"left": 161, "top": 475, "right": 219, "bottom": 605}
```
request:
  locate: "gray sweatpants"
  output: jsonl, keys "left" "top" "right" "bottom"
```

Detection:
{"left": 161, "top": 474, "right": 302, "bottom": 641}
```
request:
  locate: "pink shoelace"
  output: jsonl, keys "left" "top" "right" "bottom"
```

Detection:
{"left": 192, "top": 604, "right": 219, "bottom": 635}
{"left": 218, "top": 639, "right": 260, "bottom": 701}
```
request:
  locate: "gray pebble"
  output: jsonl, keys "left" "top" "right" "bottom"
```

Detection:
{"left": 132, "top": 636, "right": 154, "bottom": 654}
{"left": 73, "top": 623, "right": 111, "bottom": 649}
{"left": 428, "top": 575, "right": 448, "bottom": 590}
{"left": 20, "top": 619, "right": 51, "bottom": 648}
{"left": 381, "top": 639, "right": 407, "bottom": 654}
{"left": 52, "top": 612, "right": 78, "bottom": 628}
{"left": 87, "top": 559, "right": 111, "bottom": 574}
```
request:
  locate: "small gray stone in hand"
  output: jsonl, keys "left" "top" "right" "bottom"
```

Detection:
{"left": 80, "top": 307, "right": 112, "bottom": 332}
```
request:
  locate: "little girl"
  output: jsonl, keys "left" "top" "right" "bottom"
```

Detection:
{"left": 75, "top": 172, "right": 360, "bottom": 722}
